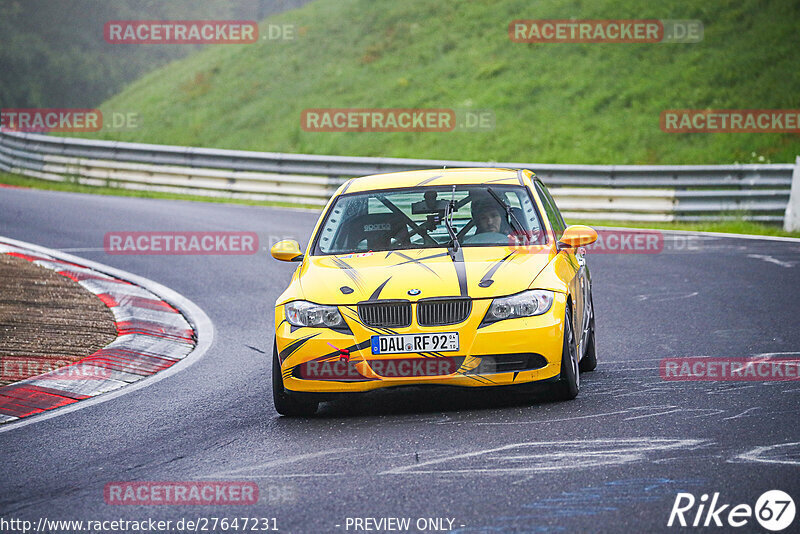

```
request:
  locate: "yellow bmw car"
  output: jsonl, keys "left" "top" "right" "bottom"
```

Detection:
{"left": 270, "top": 168, "right": 598, "bottom": 415}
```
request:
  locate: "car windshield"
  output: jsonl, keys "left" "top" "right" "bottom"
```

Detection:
{"left": 313, "top": 184, "right": 545, "bottom": 255}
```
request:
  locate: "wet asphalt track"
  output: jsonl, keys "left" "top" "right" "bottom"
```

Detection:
{"left": 1, "top": 187, "right": 799, "bottom": 533}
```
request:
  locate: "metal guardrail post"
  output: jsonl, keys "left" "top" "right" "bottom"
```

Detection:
{"left": 783, "top": 156, "right": 800, "bottom": 232}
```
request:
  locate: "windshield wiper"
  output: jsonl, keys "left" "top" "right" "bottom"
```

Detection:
{"left": 444, "top": 185, "right": 460, "bottom": 260}
{"left": 486, "top": 187, "right": 529, "bottom": 243}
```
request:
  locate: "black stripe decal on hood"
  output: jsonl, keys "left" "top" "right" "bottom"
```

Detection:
{"left": 416, "top": 174, "right": 443, "bottom": 186}
{"left": 478, "top": 251, "right": 517, "bottom": 288}
{"left": 331, "top": 256, "right": 365, "bottom": 290}
{"left": 451, "top": 246, "right": 469, "bottom": 297}
{"left": 368, "top": 277, "right": 392, "bottom": 301}
{"left": 279, "top": 333, "right": 320, "bottom": 362}
{"left": 395, "top": 251, "right": 449, "bottom": 265}
{"left": 389, "top": 251, "right": 441, "bottom": 278}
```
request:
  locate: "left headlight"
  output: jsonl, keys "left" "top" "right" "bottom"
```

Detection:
{"left": 285, "top": 300, "right": 345, "bottom": 328}
{"left": 482, "top": 289, "right": 554, "bottom": 325}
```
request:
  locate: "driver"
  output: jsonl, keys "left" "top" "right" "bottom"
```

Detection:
{"left": 471, "top": 198, "right": 504, "bottom": 235}
{"left": 463, "top": 196, "right": 507, "bottom": 244}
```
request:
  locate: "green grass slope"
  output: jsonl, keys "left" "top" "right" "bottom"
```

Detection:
{"left": 85, "top": 0, "right": 800, "bottom": 164}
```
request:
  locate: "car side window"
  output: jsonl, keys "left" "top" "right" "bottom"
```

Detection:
{"left": 534, "top": 181, "right": 566, "bottom": 240}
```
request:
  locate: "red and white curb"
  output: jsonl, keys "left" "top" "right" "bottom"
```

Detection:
{"left": 0, "top": 236, "right": 212, "bottom": 428}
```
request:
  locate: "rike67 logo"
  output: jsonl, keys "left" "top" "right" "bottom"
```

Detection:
{"left": 668, "top": 490, "right": 795, "bottom": 531}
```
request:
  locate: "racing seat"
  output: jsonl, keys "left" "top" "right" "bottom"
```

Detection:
{"left": 333, "top": 212, "right": 408, "bottom": 251}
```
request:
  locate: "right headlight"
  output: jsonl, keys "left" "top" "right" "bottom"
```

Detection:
{"left": 285, "top": 300, "right": 345, "bottom": 328}
{"left": 481, "top": 289, "right": 554, "bottom": 325}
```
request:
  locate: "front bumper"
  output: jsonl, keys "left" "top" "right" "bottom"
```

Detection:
{"left": 274, "top": 294, "right": 567, "bottom": 393}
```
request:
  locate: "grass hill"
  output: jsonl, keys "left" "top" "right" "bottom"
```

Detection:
{"left": 82, "top": 0, "right": 800, "bottom": 164}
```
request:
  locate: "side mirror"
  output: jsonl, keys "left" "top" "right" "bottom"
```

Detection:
{"left": 271, "top": 240, "right": 304, "bottom": 262}
{"left": 557, "top": 225, "right": 597, "bottom": 250}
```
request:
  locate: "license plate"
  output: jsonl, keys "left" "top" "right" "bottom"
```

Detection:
{"left": 371, "top": 333, "right": 459, "bottom": 354}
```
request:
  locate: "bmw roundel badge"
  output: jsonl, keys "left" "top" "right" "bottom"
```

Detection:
{"left": 407, "top": 289, "right": 421, "bottom": 296}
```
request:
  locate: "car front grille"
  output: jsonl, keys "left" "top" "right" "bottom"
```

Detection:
{"left": 417, "top": 298, "right": 472, "bottom": 326}
{"left": 358, "top": 301, "right": 412, "bottom": 328}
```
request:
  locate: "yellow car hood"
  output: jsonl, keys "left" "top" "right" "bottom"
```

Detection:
{"left": 298, "top": 246, "right": 554, "bottom": 304}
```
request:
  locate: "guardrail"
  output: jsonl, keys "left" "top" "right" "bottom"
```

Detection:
{"left": 1, "top": 130, "right": 798, "bottom": 226}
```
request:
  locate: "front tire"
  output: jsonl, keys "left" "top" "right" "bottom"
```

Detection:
{"left": 579, "top": 297, "right": 597, "bottom": 372}
{"left": 552, "top": 306, "right": 580, "bottom": 400}
{"left": 272, "top": 341, "right": 318, "bottom": 416}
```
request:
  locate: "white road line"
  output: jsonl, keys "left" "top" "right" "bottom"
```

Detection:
{"left": 732, "top": 442, "right": 800, "bottom": 466}
{"left": 721, "top": 407, "right": 761, "bottom": 421}
{"left": 201, "top": 448, "right": 354, "bottom": 477}
{"left": 381, "top": 438, "right": 706, "bottom": 475}
{"left": 634, "top": 291, "right": 699, "bottom": 302}
{"left": 747, "top": 254, "right": 796, "bottom": 268}
{"left": 705, "top": 387, "right": 752, "bottom": 395}
{"left": 436, "top": 406, "right": 680, "bottom": 426}
{"left": 224, "top": 473, "right": 347, "bottom": 478}
{"left": 623, "top": 408, "right": 682, "bottom": 421}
